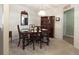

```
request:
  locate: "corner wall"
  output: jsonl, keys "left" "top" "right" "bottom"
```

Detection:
{"left": 3, "top": 4, "right": 9, "bottom": 54}
{"left": 0, "top": 4, "right": 3, "bottom": 55}
{"left": 74, "top": 5, "right": 79, "bottom": 49}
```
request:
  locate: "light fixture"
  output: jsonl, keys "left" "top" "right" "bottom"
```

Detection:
{"left": 38, "top": 10, "right": 46, "bottom": 16}
{"left": 56, "top": 17, "right": 60, "bottom": 21}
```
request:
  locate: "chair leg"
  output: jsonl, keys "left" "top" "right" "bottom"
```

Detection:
{"left": 33, "top": 40, "right": 35, "bottom": 50}
{"left": 10, "top": 37, "right": 12, "bottom": 43}
{"left": 26, "top": 39, "right": 30, "bottom": 46}
{"left": 17, "top": 38, "right": 21, "bottom": 47}
{"left": 39, "top": 38, "right": 42, "bottom": 49}
{"left": 47, "top": 41, "right": 49, "bottom": 45}
{"left": 40, "top": 41, "right": 42, "bottom": 49}
{"left": 47, "top": 38, "right": 49, "bottom": 46}
{"left": 22, "top": 38, "right": 25, "bottom": 50}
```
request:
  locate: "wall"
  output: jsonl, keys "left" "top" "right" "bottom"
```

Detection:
{"left": 34, "top": 6, "right": 63, "bottom": 39}
{"left": 0, "top": 4, "right": 3, "bottom": 55}
{"left": 9, "top": 4, "right": 39, "bottom": 39}
{"left": 74, "top": 5, "right": 79, "bottom": 49}
{"left": 0, "top": 5, "right": 2, "bottom": 28}
{"left": 3, "top": 4, "right": 9, "bottom": 54}
{"left": 54, "top": 7, "right": 63, "bottom": 39}
{"left": 63, "top": 4, "right": 79, "bottom": 49}
{"left": 9, "top": 4, "right": 63, "bottom": 40}
{"left": 35, "top": 7, "right": 63, "bottom": 39}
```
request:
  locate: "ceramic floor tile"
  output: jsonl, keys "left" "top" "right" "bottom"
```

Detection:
{"left": 9, "top": 38, "right": 79, "bottom": 55}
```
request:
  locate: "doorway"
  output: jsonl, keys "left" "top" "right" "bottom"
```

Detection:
{"left": 63, "top": 8, "right": 74, "bottom": 45}
{"left": 41, "top": 16, "right": 55, "bottom": 38}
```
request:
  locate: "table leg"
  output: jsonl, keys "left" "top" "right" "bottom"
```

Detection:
{"left": 33, "top": 40, "right": 35, "bottom": 50}
{"left": 40, "top": 39, "right": 42, "bottom": 49}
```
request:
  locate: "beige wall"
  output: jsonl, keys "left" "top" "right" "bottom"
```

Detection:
{"left": 0, "top": 4, "right": 3, "bottom": 55}
{"left": 9, "top": 5, "right": 39, "bottom": 39}
{"left": 0, "top": 5, "right": 3, "bottom": 28}
{"left": 3, "top": 4, "right": 9, "bottom": 54}
{"left": 54, "top": 7, "right": 63, "bottom": 39}
{"left": 74, "top": 5, "right": 79, "bottom": 49}
{"left": 9, "top": 4, "right": 63, "bottom": 40}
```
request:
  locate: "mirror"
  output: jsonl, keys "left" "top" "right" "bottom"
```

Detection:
{"left": 21, "top": 11, "right": 28, "bottom": 25}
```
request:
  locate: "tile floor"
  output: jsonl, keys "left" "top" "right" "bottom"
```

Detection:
{"left": 9, "top": 38, "right": 79, "bottom": 55}
{"left": 63, "top": 36, "right": 74, "bottom": 45}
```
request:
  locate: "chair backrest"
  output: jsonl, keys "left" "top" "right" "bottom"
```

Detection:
{"left": 41, "top": 25, "right": 49, "bottom": 37}
{"left": 34, "top": 26, "right": 41, "bottom": 32}
{"left": 9, "top": 31, "right": 12, "bottom": 38}
{"left": 29, "top": 24, "right": 35, "bottom": 31}
{"left": 17, "top": 25, "right": 21, "bottom": 36}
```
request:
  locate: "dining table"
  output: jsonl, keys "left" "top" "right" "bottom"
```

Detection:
{"left": 20, "top": 26, "right": 42, "bottom": 50}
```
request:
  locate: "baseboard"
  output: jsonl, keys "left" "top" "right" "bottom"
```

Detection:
{"left": 64, "top": 34, "right": 74, "bottom": 38}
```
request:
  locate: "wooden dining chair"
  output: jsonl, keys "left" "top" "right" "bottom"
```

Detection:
{"left": 17, "top": 25, "right": 23, "bottom": 47}
{"left": 17, "top": 25, "right": 29, "bottom": 49}
{"left": 28, "top": 26, "right": 40, "bottom": 50}
{"left": 9, "top": 31, "right": 12, "bottom": 42}
{"left": 41, "top": 25, "right": 50, "bottom": 46}
{"left": 35, "top": 27, "right": 41, "bottom": 41}
{"left": 36, "top": 26, "right": 43, "bottom": 49}
{"left": 29, "top": 24, "right": 35, "bottom": 31}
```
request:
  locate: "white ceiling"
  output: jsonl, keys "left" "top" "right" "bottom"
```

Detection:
{"left": 10, "top": 4, "right": 68, "bottom": 14}
{"left": 25, "top": 4, "right": 65, "bottom": 7}
{"left": 20, "top": 4, "right": 66, "bottom": 11}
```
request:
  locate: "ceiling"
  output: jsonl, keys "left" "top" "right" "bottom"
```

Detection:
{"left": 20, "top": 4, "right": 66, "bottom": 11}
{"left": 10, "top": 4, "right": 68, "bottom": 14}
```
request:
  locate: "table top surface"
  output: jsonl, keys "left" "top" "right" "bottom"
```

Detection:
{"left": 21, "top": 29, "right": 41, "bottom": 33}
{"left": 21, "top": 27, "right": 47, "bottom": 34}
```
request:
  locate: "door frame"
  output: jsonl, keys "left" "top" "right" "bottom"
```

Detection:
{"left": 63, "top": 8, "right": 74, "bottom": 38}
{"left": 41, "top": 16, "right": 55, "bottom": 38}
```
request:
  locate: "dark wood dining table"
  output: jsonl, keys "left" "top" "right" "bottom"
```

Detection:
{"left": 21, "top": 26, "right": 41, "bottom": 50}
